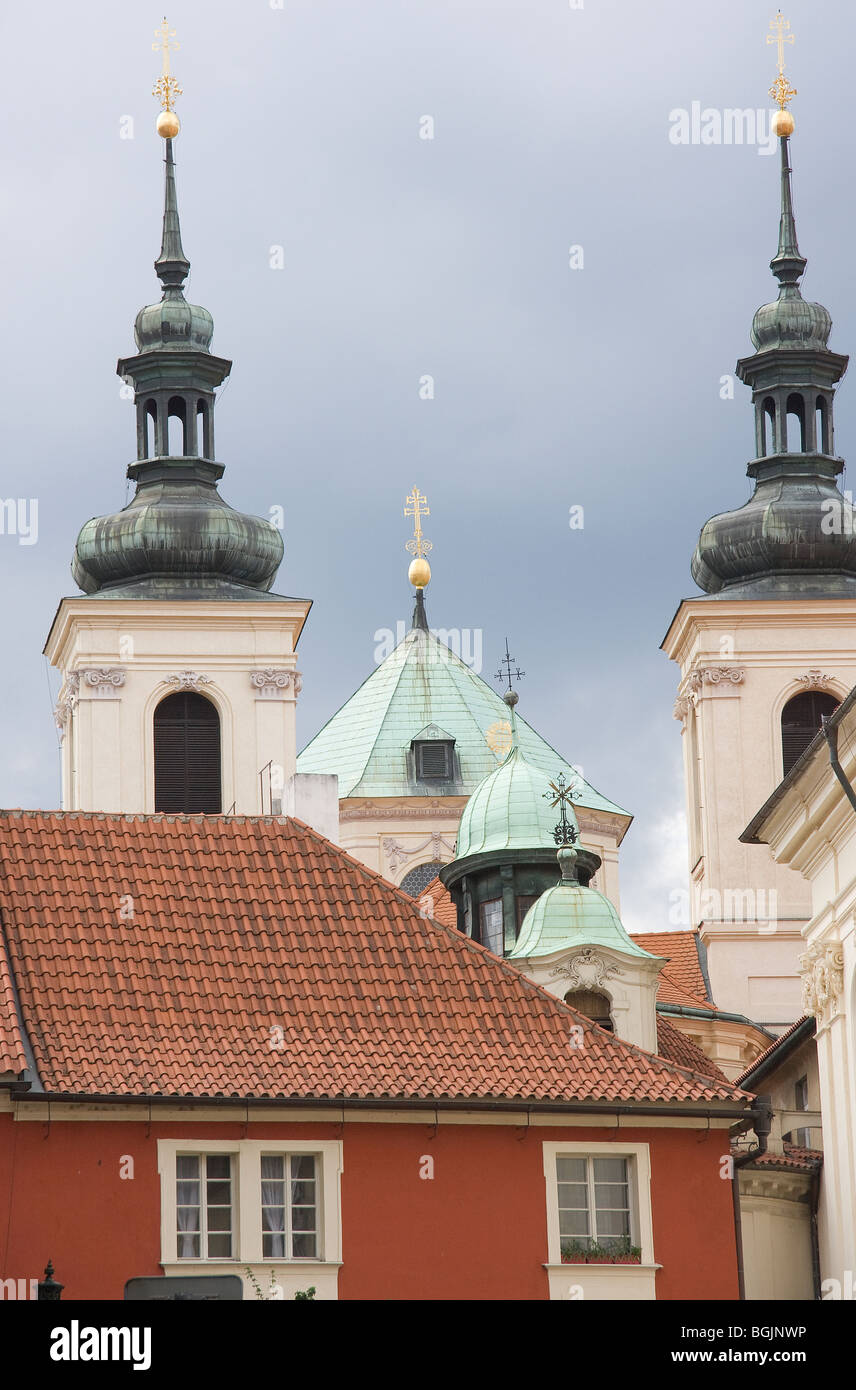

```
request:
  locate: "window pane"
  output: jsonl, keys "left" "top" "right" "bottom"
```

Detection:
{"left": 177, "top": 1232, "right": 200, "bottom": 1258}
{"left": 176, "top": 1181, "right": 200, "bottom": 1205}
{"left": 207, "top": 1206, "right": 231, "bottom": 1232}
{"left": 291, "top": 1155, "right": 316, "bottom": 1181}
{"left": 556, "top": 1156, "right": 586, "bottom": 1184}
{"left": 479, "top": 898, "right": 503, "bottom": 955}
{"left": 558, "top": 1211, "right": 590, "bottom": 1238}
{"left": 207, "top": 1233, "right": 232, "bottom": 1259}
{"left": 292, "top": 1232, "right": 317, "bottom": 1259}
{"left": 261, "top": 1155, "right": 285, "bottom": 1181}
{"left": 593, "top": 1157, "right": 627, "bottom": 1184}
{"left": 177, "top": 1155, "right": 200, "bottom": 1179}
{"left": 557, "top": 1182, "right": 588, "bottom": 1208}
{"left": 206, "top": 1181, "right": 231, "bottom": 1206}
{"left": 206, "top": 1155, "right": 231, "bottom": 1180}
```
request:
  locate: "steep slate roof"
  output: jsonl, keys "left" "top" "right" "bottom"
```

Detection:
{"left": 297, "top": 623, "right": 629, "bottom": 819}
{"left": 0, "top": 810, "right": 746, "bottom": 1108}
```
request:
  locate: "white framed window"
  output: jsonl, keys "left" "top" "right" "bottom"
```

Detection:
{"left": 176, "top": 1153, "right": 234, "bottom": 1259}
{"left": 542, "top": 1142, "right": 654, "bottom": 1267}
{"left": 158, "top": 1139, "right": 343, "bottom": 1269}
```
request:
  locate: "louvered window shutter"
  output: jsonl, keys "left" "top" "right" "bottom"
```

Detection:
{"left": 154, "top": 693, "right": 222, "bottom": 813}
{"left": 781, "top": 690, "right": 838, "bottom": 776}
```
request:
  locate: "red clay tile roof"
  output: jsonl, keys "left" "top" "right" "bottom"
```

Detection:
{"left": 0, "top": 937, "right": 27, "bottom": 1075}
{"left": 736, "top": 1142, "right": 823, "bottom": 1174}
{"left": 629, "top": 929, "right": 710, "bottom": 1002}
{"left": 0, "top": 811, "right": 749, "bottom": 1108}
{"left": 421, "top": 880, "right": 717, "bottom": 1014}
{"left": 655, "top": 1016, "right": 728, "bottom": 1082}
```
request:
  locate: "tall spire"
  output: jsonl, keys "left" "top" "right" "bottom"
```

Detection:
{"left": 155, "top": 140, "right": 190, "bottom": 290}
{"left": 689, "top": 11, "right": 856, "bottom": 599}
{"left": 770, "top": 135, "right": 806, "bottom": 288}
{"left": 71, "top": 19, "right": 284, "bottom": 599}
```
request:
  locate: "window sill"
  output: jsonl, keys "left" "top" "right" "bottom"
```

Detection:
{"left": 543, "top": 1263, "right": 660, "bottom": 1302}
{"left": 161, "top": 1261, "right": 342, "bottom": 1300}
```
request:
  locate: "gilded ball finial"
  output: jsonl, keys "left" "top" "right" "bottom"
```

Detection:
{"left": 408, "top": 556, "right": 431, "bottom": 590}
{"left": 771, "top": 108, "right": 794, "bottom": 137}
{"left": 157, "top": 110, "right": 181, "bottom": 139}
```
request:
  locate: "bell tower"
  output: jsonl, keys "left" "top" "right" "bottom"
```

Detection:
{"left": 663, "top": 24, "right": 856, "bottom": 1029}
{"left": 44, "top": 23, "right": 333, "bottom": 833}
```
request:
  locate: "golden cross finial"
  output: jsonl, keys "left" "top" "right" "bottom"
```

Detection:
{"left": 153, "top": 17, "right": 182, "bottom": 113}
{"left": 767, "top": 11, "right": 796, "bottom": 109}
{"left": 404, "top": 487, "right": 432, "bottom": 559}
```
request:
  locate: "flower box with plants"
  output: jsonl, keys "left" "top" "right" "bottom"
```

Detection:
{"left": 560, "top": 1239, "right": 642, "bottom": 1265}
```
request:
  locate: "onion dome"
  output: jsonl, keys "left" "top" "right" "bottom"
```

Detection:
{"left": 455, "top": 698, "right": 581, "bottom": 859}
{"left": 508, "top": 847, "right": 660, "bottom": 963}
{"left": 72, "top": 135, "right": 284, "bottom": 599}
{"left": 690, "top": 133, "right": 856, "bottom": 599}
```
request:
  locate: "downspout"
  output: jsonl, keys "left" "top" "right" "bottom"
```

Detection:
{"left": 808, "top": 1169, "right": 822, "bottom": 1300}
{"left": 822, "top": 716, "right": 856, "bottom": 814}
{"left": 731, "top": 1095, "right": 772, "bottom": 1301}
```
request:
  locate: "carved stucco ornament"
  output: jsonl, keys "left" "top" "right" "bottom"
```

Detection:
{"left": 797, "top": 670, "right": 835, "bottom": 689}
{"left": 250, "top": 669, "right": 303, "bottom": 698}
{"left": 548, "top": 948, "right": 622, "bottom": 990}
{"left": 163, "top": 671, "right": 213, "bottom": 692}
{"left": 53, "top": 672, "right": 81, "bottom": 734}
{"left": 383, "top": 831, "right": 456, "bottom": 875}
{"left": 799, "top": 942, "right": 845, "bottom": 1023}
{"left": 82, "top": 667, "right": 126, "bottom": 696}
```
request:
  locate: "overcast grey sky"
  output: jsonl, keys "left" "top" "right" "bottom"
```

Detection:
{"left": 1, "top": 1, "right": 851, "bottom": 932}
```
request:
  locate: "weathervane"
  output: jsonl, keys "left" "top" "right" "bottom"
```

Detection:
{"left": 404, "top": 487, "right": 432, "bottom": 591}
{"left": 153, "top": 17, "right": 182, "bottom": 138}
{"left": 543, "top": 773, "right": 581, "bottom": 847}
{"left": 494, "top": 639, "right": 524, "bottom": 694}
{"left": 767, "top": 11, "right": 796, "bottom": 117}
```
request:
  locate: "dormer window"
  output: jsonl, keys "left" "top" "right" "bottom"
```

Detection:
{"left": 410, "top": 725, "right": 457, "bottom": 785}
{"left": 416, "top": 740, "right": 454, "bottom": 780}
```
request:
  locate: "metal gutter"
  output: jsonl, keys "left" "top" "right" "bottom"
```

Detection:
{"left": 0, "top": 1089, "right": 753, "bottom": 1121}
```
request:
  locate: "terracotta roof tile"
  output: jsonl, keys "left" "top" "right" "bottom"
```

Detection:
{"left": 655, "top": 1015, "right": 728, "bottom": 1082}
{"left": 736, "top": 1142, "right": 823, "bottom": 1174}
{"left": 420, "top": 880, "right": 717, "bottom": 1013}
{"left": 0, "top": 812, "right": 749, "bottom": 1108}
{"left": 735, "top": 1016, "right": 814, "bottom": 1086}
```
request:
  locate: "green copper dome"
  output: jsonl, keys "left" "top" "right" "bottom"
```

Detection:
{"left": 508, "top": 849, "right": 661, "bottom": 963}
{"left": 72, "top": 137, "right": 284, "bottom": 600}
{"left": 456, "top": 742, "right": 578, "bottom": 858}
{"left": 691, "top": 134, "right": 856, "bottom": 600}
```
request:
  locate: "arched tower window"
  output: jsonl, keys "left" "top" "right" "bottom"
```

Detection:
{"left": 167, "top": 396, "right": 188, "bottom": 456}
{"left": 154, "top": 692, "right": 222, "bottom": 813}
{"left": 761, "top": 396, "right": 776, "bottom": 456}
{"left": 781, "top": 690, "right": 838, "bottom": 776}
{"left": 564, "top": 988, "right": 613, "bottom": 1033}
{"left": 144, "top": 399, "right": 157, "bottom": 459}
{"left": 197, "top": 398, "right": 211, "bottom": 458}
{"left": 785, "top": 393, "right": 806, "bottom": 452}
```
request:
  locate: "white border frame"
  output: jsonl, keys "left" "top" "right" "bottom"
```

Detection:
{"left": 157, "top": 1138, "right": 343, "bottom": 1267}
{"left": 542, "top": 1141, "right": 655, "bottom": 1267}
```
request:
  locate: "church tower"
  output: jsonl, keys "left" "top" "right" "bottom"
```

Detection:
{"left": 44, "top": 29, "right": 330, "bottom": 829}
{"left": 663, "top": 31, "right": 856, "bottom": 1029}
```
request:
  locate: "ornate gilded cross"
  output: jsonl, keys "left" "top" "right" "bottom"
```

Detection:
{"left": 404, "top": 487, "right": 432, "bottom": 558}
{"left": 153, "top": 17, "right": 182, "bottom": 112}
{"left": 767, "top": 11, "right": 796, "bottom": 109}
{"left": 543, "top": 772, "right": 581, "bottom": 847}
{"left": 494, "top": 638, "right": 524, "bottom": 693}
